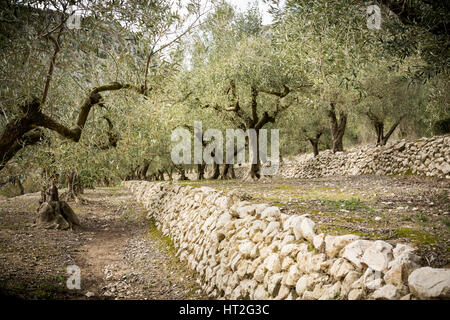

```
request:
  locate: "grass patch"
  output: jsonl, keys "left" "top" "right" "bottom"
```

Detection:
{"left": 395, "top": 227, "right": 437, "bottom": 244}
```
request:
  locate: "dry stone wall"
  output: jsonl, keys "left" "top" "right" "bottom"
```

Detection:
{"left": 124, "top": 181, "right": 450, "bottom": 300}
{"left": 279, "top": 135, "right": 450, "bottom": 179}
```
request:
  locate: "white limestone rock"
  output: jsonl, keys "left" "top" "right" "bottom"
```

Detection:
{"left": 329, "top": 258, "right": 355, "bottom": 281}
{"left": 361, "top": 240, "right": 393, "bottom": 272}
{"left": 408, "top": 267, "right": 450, "bottom": 299}
{"left": 325, "top": 234, "right": 360, "bottom": 258}
{"left": 340, "top": 240, "right": 373, "bottom": 270}
{"left": 372, "top": 284, "right": 401, "bottom": 300}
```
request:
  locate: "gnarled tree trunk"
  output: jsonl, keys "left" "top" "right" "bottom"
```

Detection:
{"left": 36, "top": 181, "right": 81, "bottom": 230}
{"left": 308, "top": 131, "right": 323, "bottom": 157}
{"left": 327, "top": 103, "right": 347, "bottom": 153}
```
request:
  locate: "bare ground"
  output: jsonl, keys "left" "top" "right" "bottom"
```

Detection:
{"left": 0, "top": 186, "right": 207, "bottom": 300}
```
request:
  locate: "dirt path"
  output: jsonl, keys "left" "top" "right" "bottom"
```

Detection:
{"left": 0, "top": 187, "right": 207, "bottom": 300}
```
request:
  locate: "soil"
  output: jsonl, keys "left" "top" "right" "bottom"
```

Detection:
{"left": 0, "top": 187, "right": 207, "bottom": 300}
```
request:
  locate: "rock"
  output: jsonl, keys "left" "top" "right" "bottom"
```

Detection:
{"left": 325, "top": 234, "right": 360, "bottom": 258}
{"left": 348, "top": 288, "right": 364, "bottom": 300}
{"left": 366, "top": 278, "right": 384, "bottom": 291}
{"left": 313, "top": 233, "right": 325, "bottom": 252}
{"left": 408, "top": 267, "right": 450, "bottom": 299}
{"left": 329, "top": 258, "right": 355, "bottom": 281}
{"left": 285, "top": 265, "right": 301, "bottom": 286}
{"left": 85, "top": 291, "right": 95, "bottom": 298}
{"left": 400, "top": 293, "right": 412, "bottom": 300}
{"left": 264, "top": 254, "right": 281, "bottom": 273}
{"left": 372, "top": 284, "right": 401, "bottom": 300}
{"left": 340, "top": 240, "right": 372, "bottom": 269}
{"left": 254, "top": 285, "right": 269, "bottom": 300}
{"left": 275, "top": 284, "right": 290, "bottom": 300}
{"left": 262, "top": 221, "right": 281, "bottom": 237}
{"left": 361, "top": 240, "right": 393, "bottom": 272}
{"left": 297, "top": 252, "right": 313, "bottom": 273}
{"left": 280, "top": 243, "right": 299, "bottom": 257}
{"left": 291, "top": 216, "right": 306, "bottom": 240}
{"left": 362, "top": 268, "right": 383, "bottom": 290}
{"left": 268, "top": 273, "right": 283, "bottom": 297}
{"left": 342, "top": 271, "right": 361, "bottom": 295}
{"left": 319, "top": 282, "right": 341, "bottom": 300}
{"left": 383, "top": 262, "right": 403, "bottom": 286}
{"left": 260, "top": 206, "right": 281, "bottom": 220}
{"left": 281, "top": 256, "right": 295, "bottom": 271}
{"left": 307, "top": 253, "right": 326, "bottom": 273}
{"left": 254, "top": 264, "right": 266, "bottom": 283}
{"left": 236, "top": 260, "right": 248, "bottom": 279}
{"left": 393, "top": 243, "right": 416, "bottom": 259}
{"left": 300, "top": 218, "right": 316, "bottom": 242}
{"left": 295, "top": 275, "right": 310, "bottom": 296}
{"left": 238, "top": 241, "right": 254, "bottom": 257}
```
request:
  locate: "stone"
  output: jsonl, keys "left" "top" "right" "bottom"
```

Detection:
{"left": 275, "top": 284, "right": 290, "bottom": 300}
{"left": 319, "top": 281, "right": 341, "bottom": 300}
{"left": 307, "top": 253, "right": 327, "bottom": 273}
{"left": 400, "top": 293, "right": 412, "bottom": 300}
{"left": 372, "top": 284, "right": 401, "bottom": 300}
{"left": 261, "top": 206, "right": 281, "bottom": 220}
{"left": 366, "top": 278, "right": 384, "bottom": 291}
{"left": 408, "top": 267, "right": 450, "bottom": 299}
{"left": 340, "top": 240, "right": 372, "bottom": 269}
{"left": 280, "top": 243, "right": 299, "bottom": 257}
{"left": 325, "top": 234, "right": 360, "bottom": 258}
{"left": 295, "top": 275, "right": 309, "bottom": 296}
{"left": 297, "top": 251, "right": 313, "bottom": 273}
{"left": 291, "top": 216, "right": 306, "bottom": 240}
{"left": 264, "top": 254, "right": 281, "bottom": 273}
{"left": 300, "top": 217, "right": 316, "bottom": 242}
{"left": 268, "top": 273, "right": 283, "bottom": 297}
{"left": 254, "top": 285, "right": 269, "bottom": 300}
{"left": 313, "top": 233, "right": 325, "bottom": 252}
{"left": 236, "top": 260, "right": 248, "bottom": 279}
{"left": 361, "top": 240, "right": 393, "bottom": 272}
{"left": 330, "top": 258, "right": 355, "bottom": 281}
{"left": 262, "top": 221, "right": 281, "bottom": 237}
{"left": 285, "top": 265, "right": 301, "bottom": 286}
{"left": 281, "top": 256, "right": 295, "bottom": 271}
{"left": 348, "top": 288, "right": 364, "bottom": 300}
{"left": 238, "top": 240, "right": 254, "bottom": 257}
{"left": 393, "top": 243, "right": 416, "bottom": 259}
{"left": 383, "top": 262, "right": 403, "bottom": 286}
{"left": 254, "top": 264, "right": 266, "bottom": 283}
{"left": 342, "top": 271, "right": 361, "bottom": 295}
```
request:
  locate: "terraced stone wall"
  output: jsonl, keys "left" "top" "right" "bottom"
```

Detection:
{"left": 124, "top": 181, "right": 450, "bottom": 300}
{"left": 279, "top": 135, "right": 450, "bottom": 179}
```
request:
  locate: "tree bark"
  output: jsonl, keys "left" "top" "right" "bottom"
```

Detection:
{"left": 327, "top": 103, "right": 347, "bottom": 153}
{"left": 308, "top": 131, "right": 323, "bottom": 157}
{"left": 367, "top": 111, "right": 403, "bottom": 146}
{"left": 197, "top": 163, "right": 205, "bottom": 180}
{"left": 210, "top": 162, "right": 220, "bottom": 180}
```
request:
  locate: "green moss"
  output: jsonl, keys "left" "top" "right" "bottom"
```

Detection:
{"left": 395, "top": 227, "right": 437, "bottom": 244}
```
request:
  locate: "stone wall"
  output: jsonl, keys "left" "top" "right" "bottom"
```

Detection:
{"left": 279, "top": 135, "right": 450, "bottom": 179}
{"left": 124, "top": 181, "right": 450, "bottom": 300}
